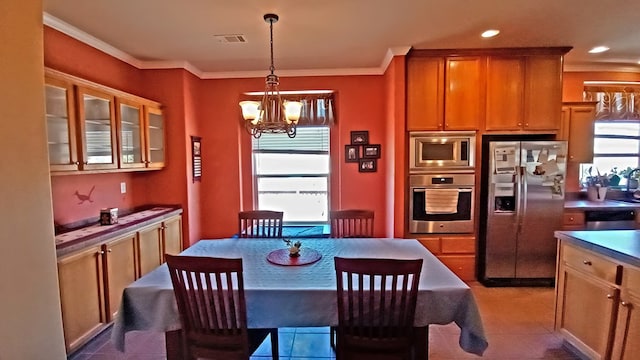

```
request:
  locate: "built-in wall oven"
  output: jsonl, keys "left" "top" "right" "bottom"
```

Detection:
{"left": 409, "top": 173, "right": 475, "bottom": 233}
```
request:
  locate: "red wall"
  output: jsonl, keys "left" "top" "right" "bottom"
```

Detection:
{"left": 44, "top": 26, "right": 393, "bottom": 242}
{"left": 197, "top": 75, "right": 389, "bottom": 238}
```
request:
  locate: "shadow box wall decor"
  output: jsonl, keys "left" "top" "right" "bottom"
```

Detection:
{"left": 345, "top": 130, "right": 381, "bottom": 172}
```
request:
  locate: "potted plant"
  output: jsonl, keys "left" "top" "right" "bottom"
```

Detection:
{"left": 619, "top": 167, "right": 640, "bottom": 189}
{"left": 584, "top": 166, "right": 609, "bottom": 201}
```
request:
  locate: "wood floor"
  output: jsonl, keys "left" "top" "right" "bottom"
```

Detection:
{"left": 68, "top": 283, "right": 582, "bottom": 359}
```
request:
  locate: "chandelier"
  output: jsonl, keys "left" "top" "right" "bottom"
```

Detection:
{"left": 239, "top": 14, "right": 302, "bottom": 138}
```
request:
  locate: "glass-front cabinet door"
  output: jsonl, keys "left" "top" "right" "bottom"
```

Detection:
{"left": 145, "top": 106, "right": 165, "bottom": 168}
{"left": 116, "top": 98, "right": 145, "bottom": 169}
{"left": 45, "top": 76, "right": 79, "bottom": 171}
{"left": 77, "top": 86, "right": 118, "bottom": 170}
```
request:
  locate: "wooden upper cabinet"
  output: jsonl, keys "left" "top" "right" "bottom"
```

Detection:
{"left": 45, "top": 68, "right": 165, "bottom": 174}
{"left": 407, "top": 57, "right": 444, "bottom": 130}
{"left": 486, "top": 54, "right": 564, "bottom": 132}
{"left": 523, "top": 55, "right": 563, "bottom": 131}
{"left": 406, "top": 56, "right": 481, "bottom": 131}
{"left": 444, "top": 57, "right": 483, "bottom": 130}
{"left": 76, "top": 86, "right": 118, "bottom": 170}
{"left": 116, "top": 97, "right": 146, "bottom": 169}
{"left": 45, "top": 74, "right": 80, "bottom": 171}
{"left": 145, "top": 106, "right": 166, "bottom": 169}
{"left": 485, "top": 57, "right": 525, "bottom": 130}
{"left": 559, "top": 102, "right": 597, "bottom": 163}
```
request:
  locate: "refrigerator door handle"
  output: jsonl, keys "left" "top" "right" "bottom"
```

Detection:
{"left": 516, "top": 165, "right": 522, "bottom": 235}
{"left": 521, "top": 166, "right": 528, "bottom": 227}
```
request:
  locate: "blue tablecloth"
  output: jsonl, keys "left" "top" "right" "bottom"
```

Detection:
{"left": 112, "top": 238, "right": 488, "bottom": 356}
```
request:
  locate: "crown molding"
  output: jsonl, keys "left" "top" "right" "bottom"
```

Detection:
{"left": 43, "top": 13, "right": 144, "bottom": 69}
{"left": 564, "top": 63, "right": 640, "bottom": 73}
{"left": 43, "top": 12, "right": 400, "bottom": 79}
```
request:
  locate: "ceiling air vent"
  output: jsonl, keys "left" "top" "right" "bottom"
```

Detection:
{"left": 214, "top": 34, "right": 247, "bottom": 43}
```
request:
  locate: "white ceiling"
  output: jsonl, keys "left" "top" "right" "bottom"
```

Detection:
{"left": 43, "top": 0, "right": 640, "bottom": 78}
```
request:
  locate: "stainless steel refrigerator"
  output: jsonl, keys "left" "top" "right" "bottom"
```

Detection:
{"left": 479, "top": 139, "right": 567, "bottom": 286}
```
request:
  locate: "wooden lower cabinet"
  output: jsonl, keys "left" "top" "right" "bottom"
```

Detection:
{"left": 556, "top": 264, "right": 618, "bottom": 359}
{"left": 137, "top": 222, "right": 163, "bottom": 277}
{"left": 554, "top": 241, "right": 640, "bottom": 360}
{"left": 57, "top": 213, "right": 183, "bottom": 354}
{"left": 57, "top": 245, "right": 107, "bottom": 352}
{"left": 611, "top": 266, "right": 640, "bottom": 360}
{"left": 416, "top": 235, "right": 476, "bottom": 281}
{"left": 104, "top": 233, "right": 137, "bottom": 320}
{"left": 563, "top": 210, "right": 586, "bottom": 230}
{"left": 137, "top": 215, "right": 183, "bottom": 275}
{"left": 162, "top": 215, "right": 183, "bottom": 261}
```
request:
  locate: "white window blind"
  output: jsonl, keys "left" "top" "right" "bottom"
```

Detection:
{"left": 252, "top": 127, "right": 330, "bottom": 223}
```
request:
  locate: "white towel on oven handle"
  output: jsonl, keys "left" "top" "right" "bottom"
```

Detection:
{"left": 424, "top": 189, "right": 459, "bottom": 214}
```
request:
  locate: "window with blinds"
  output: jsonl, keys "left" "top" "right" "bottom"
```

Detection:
{"left": 252, "top": 126, "right": 330, "bottom": 223}
{"left": 582, "top": 83, "right": 640, "bottom": 187}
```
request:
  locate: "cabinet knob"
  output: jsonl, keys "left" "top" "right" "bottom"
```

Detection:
{"left": 569, "top": 217, "right": 574, "bottom": 221}
{"left": 518, "top": 123, "right": 522, "bottom": 126}
{"left": 107, "top": 249, "right": 112, "bottom": 253}
{"left": 525, "top": 123, "right": 529, "bottom": 127}
{"left": 621, "top": 301, "right": 630, "bottom": 307}
{"left": 607, "top": 294, "right": 614, "bottom": 299}
{"left": 99, "top": 250, "right": 105, "bottom": 255}
{"left": 583, "top": 260, "right": 592, "bottom": 266}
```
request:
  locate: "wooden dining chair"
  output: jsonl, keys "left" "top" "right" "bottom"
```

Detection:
{"left": 238, "top": 210, "right": 283, "bottom": 238}
{"left": 333, "top": 257, "right": 423, "bottom": 360}
{"left": 328, "top": 209, "right": 375, "bottom": 347}
{"left": 165, "top": 254, "right": 279, "bottom": 360}
{"left": 329, "top": 209, "right": 374, "bottom": 238}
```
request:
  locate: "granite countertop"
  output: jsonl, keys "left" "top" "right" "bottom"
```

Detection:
{"left": 555, "top": 230, "right": 640, "bottom": 267}
{"left": 564, "top": 199, "right": 640, "bottom": 210}
{"left": 56, "top": 206, "right": 182, "bottom": 257}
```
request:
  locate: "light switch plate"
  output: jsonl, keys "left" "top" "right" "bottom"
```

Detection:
{"left": 120, "top": 182, "right": 126, "bottom": 194}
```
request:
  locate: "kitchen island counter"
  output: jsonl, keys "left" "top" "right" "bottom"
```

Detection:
{"left": 554, "top": 229, "right": 640, "bottom": 267}
{"left": 564, "top": 199, "right": 640, "bottom": 210}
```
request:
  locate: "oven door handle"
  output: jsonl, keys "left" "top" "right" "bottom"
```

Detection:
{"left": 412, "top": 188, "right": 472, "bottom": 193}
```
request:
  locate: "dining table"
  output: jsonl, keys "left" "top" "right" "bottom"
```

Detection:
{"left": 111, "top": 237, "right": 488, "bottom": 358}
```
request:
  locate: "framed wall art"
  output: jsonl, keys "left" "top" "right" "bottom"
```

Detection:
{"left": 191, "top": 136, "right": 202, "bottom": 182}
{"left": 345, "top": 145, "right": 359, "bottom": 163}
{"left": 350, "top": 131, "right": 369, "bottom": 145}
{"left": 358, "top": 159, "right": 377, "bottom": 173}
{"left": 362, "top": 144, "right": 381, "bottom": 159}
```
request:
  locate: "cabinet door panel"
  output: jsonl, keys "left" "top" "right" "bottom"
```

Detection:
{"left": 57, "top": 246, "right": 106, "bottom": 351}
{"left": 45, "top": 75, "right": 79, "bottom": 171}
{"left": 137, "top": 224, "right": 162, "bottom": 277}
{"left": 407, "top": 57, "right": 445, "bottom": 130}
{"left": 612, "top": 293, "right": 640, "bottom": 360}
{"left": 105, "top": 234, "right": 137, "bottom": 320}
{"left": 77, "top": 86, "right": 118, "bottom": 170}
{"left": 117, "top": 98, "right": 145, "bottom": 169}
{"left": 485, "top": 57, "right": 525, "bottom": 130}
{"left": 566, "top": 104, "right": 596, "bottom": 163}
{"left": 444, "top": 57, "right": 482, "bottom": 130}
{"left": 146, "top": 106, "right": 165, "bottom": 168}
{"left": 162, "top": 216, "right": 183, "bottom": 262}
{"left": 558, "top": 267, "right": 617, "bottom": 359}
{"left": 524, "top": 56, "right": 562, "bottom": 130}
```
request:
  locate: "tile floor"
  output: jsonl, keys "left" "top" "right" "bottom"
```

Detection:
{"left": 68, "top": 283, "right": 582, "bottom": 360}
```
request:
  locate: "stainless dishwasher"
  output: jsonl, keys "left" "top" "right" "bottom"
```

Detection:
{"left": 585, "top": 210, "right": 637, "bottom": 230}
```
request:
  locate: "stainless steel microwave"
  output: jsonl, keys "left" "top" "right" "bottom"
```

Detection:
{"left": 409, "top": 131, "right": 476, "bottom": 173}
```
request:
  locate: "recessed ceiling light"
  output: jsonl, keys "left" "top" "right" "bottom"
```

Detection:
{"left": 588, "top": 46, "right": 610, "bottom": 54}
{"left": 481, "top": 29, "right": 500, "bottom": 38}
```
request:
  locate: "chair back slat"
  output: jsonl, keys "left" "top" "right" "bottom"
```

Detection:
{"left": 166, "top": 255, "right": 250, "bottom": 358}
{"left": 329, "top": 210, "right": 374, "bottom": 238}
{"left": 334, "top": 257, "right": 423, "bottom": 359}
{"left": 238, "top": 210, "right": 283, "bottom": 238}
